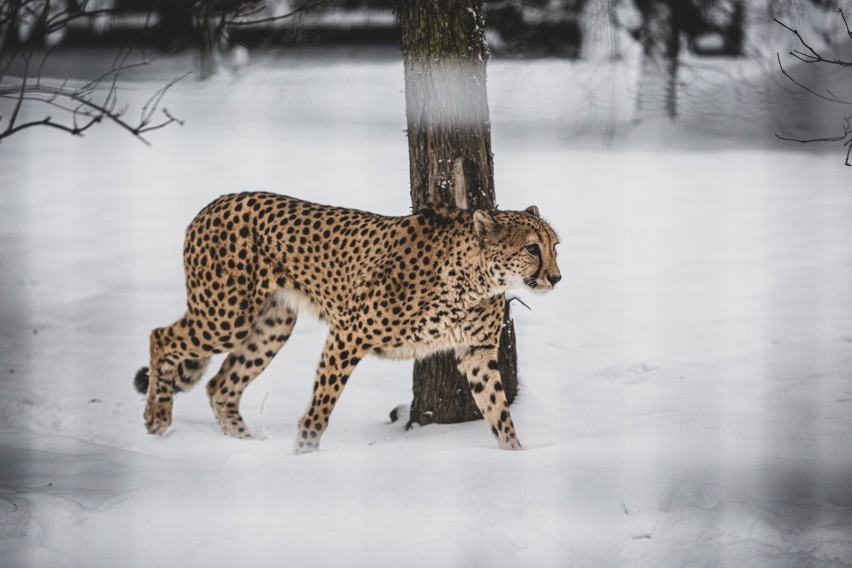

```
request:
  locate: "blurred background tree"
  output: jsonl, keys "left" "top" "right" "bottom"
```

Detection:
{"left": 607, "top": 0, "right": 745, "bottom": 120}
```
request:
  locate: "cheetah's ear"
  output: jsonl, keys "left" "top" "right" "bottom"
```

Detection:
{"left": 473, "top": 209, "right": 498, "bottom": 238}
{"left": 524, "top": 205, "right": 540, "bottom": 217}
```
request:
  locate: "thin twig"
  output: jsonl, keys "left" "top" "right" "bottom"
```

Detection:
{"left": 775, "top": 54, "right": 852, "bottom": 105}
{"left": 774, "top": 11, "right": 852, "bottom": 167}
{"left": 840, "top": 8, "right": 852, "bottom": 42}
{"left": 1, "top": 74, "right": 185, "bottom": 145}
{"left": 227, "top": 0, "right": 331, "bottom": 28}
{"left": 1, "top": 28, "right": 186, "bottom": 145}
{"left": 773, "top": 18, "right": 822, "bottom": 62}
{"left": 774, "top": 16, "right": 852, "bottom": 67}
{"left": 0, "top": 115, "right": 96, "bottom": 140}
{"left": 774, "top": 114, "right": 852, "bottom": 167}
{"left": 139, "top": 71, "right": 191, "bottom": 128}
{"left": 775, "top": 132, "right": 848, "bottom": 143}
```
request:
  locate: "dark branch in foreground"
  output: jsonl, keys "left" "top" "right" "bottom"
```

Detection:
{"left": 0, "top": 2, "right": 186, "bottom": 146}
{"left": 773, "top": 15, "right": 852, "bottom": 67}
{"left": 775, "top": 114, "right": 852, "bottom": 167}
{"left": 775, "top": 54, "right": 852, "bottom": 106}
{"left": 0, "top": 60, "right": 189, "bottom": 144}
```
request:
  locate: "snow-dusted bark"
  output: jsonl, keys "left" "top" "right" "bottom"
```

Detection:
{"left": 397, "top": 0, "right": 519, "bottom": 427}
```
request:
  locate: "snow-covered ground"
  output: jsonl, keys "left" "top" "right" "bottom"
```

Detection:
{"left": 1, "top": 45, "right": 851, "bottom": 567}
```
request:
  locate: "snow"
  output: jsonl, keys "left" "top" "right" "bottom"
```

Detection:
{"left": 2, "top": 46, "right": 852, "bottom": 567}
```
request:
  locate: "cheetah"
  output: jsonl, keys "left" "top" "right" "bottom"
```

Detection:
{"left": 135, "top": 192, "right": 561, "bottom": 452}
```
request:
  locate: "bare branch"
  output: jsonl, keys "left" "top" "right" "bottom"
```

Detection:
{"left": 775, "top": 132, "right": 848, "bottom": 144}
{"left": 774, "top": 16, "right": 852, "bottom": 67}
{"left": 774, "top": 11, "right": 852, "bottom": 167}
{"left": 226, "top": 0, "right": 331, "bottom": 28}
{"left": 775, "top": 54, "right": 852, "bottom": 105}
{"left": 841, "top": 8, "right": 852, "bottom": 42}
{"left": 1, "top": 70, "right": 187, "bottom": 145}
{"left": 773, "top": 18, "right": 823, "bottom": 62}
{"left": 136, "top": 107, "right": 183, "bottom": 137}
{"left": 774, "top": 113, "right": 852, "bottom": 167}
{"left": 0, "top": 1, "right": 187, "bottom": 146}
{"left": 0, "top": 114, "right": 100, "bottom": 141}
{"left": 138, "top": 72, "right": 191, "bottom": 130}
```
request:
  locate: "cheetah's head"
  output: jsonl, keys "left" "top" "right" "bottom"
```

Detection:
{"left": 473, "top": 206, "right": 561, "bottom": 293}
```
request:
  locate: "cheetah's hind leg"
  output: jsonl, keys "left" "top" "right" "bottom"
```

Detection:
{"left": 205, "top": 299, "right": 298, "bottom": 439}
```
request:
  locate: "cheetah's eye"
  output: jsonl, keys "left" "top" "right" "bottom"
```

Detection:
{"left": 524, "top": 244, "right": 540, "bottom": 256}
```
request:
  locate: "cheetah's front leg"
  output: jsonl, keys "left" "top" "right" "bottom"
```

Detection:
{"left": 294, "top": 331, "right": 365, "bottom": 454}
{"left": 456, "top": 346, "right": 522, "bottom": 450}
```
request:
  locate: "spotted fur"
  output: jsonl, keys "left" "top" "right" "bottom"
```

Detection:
{"left": 140, "top": 192, "right": 560, "bottom": 452}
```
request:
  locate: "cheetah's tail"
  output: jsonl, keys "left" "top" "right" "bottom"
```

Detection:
{"left": 134, "top": 357, "right": 212, "bottom": 394}
{"left": 133, "top": 367, "right": 151, "bottom": 394}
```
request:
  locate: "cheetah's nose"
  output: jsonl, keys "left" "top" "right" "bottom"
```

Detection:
{"left": 547, "top": 274, "right": 562, "bottom": 286}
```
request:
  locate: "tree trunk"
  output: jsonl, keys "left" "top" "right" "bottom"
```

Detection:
{"left": 195, "top": 1, "right": 219, "bottom": 80}
{"left": 0, "top": 1, "right": 19, "bottom": 51}
{"left": 396, "top": 0, "right": 518, "bottom": 427}
{"left": 634, "top": 0, "right": 681, "bottom": 121}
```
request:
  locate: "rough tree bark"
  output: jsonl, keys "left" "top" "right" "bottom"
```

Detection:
{"left": 396, "top": 0, "right": 518, "bottom": 428}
